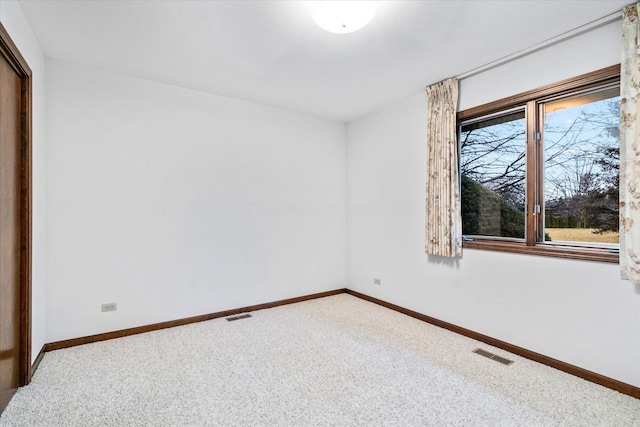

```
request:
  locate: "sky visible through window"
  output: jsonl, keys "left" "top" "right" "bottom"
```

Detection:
{"left": 544, "top": 92, "right": 620, "bottom": 244}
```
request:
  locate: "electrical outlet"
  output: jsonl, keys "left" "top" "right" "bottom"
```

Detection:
{"left": 101, "top": 302, "right": 117, "bottom": 312}
{"left": 374, "top": 278, "right": 382, "bottom": 286}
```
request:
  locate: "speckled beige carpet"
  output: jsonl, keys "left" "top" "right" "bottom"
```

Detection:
{"left": 1, "top": 294, "right": 639, "bottom": 426}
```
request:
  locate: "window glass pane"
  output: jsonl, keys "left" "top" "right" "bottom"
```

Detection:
{"left": 460, "top": 110, "right": 526, "bottom": 239}
{"left": 543, "top": 87, "right": 620, "bottom": 246}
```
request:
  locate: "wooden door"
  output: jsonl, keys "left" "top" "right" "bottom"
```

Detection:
{"left": 0, "top": 43, "right": 22, "bottom": 413}
{"left": 0, "top": 24, "right": 31, "bottom": 414}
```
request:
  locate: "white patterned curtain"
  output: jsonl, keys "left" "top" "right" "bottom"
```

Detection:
{"left": 621, "top": 3, "right": 640, "bottom": 283}
{"left": 425, "top": 78, "right": 461, "bottom": 257}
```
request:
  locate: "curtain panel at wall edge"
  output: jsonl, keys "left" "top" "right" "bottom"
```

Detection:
{"left": 620, "top": 2, "right": 640, "bottom": 284}
{"left": 425, "top": 77, "right": 462, "bottom": 258}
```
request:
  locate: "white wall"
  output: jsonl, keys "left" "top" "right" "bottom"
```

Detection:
{"left": 0, "top": 0, "right": 46, "bottom": 364}
{"left": 347, "top": 20, "right": 640, "bottom": 387}
{"left": 45, "top": 60, "right": 347, "bottom": 342}
{"left": 459, "top": 20, "right": 623, "bottom": 111}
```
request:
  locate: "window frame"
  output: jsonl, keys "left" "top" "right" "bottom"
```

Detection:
{"left": 457, "top": 65, "right": 620, "bottom": 263}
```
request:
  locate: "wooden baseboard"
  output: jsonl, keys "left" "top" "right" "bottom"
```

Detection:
{"left": 345, "top": 289, "right": 640, "bottom": 399}
{"left": 38, "top": 287, "right": 640, "bottom": 400}
{"left": 30, "top": 344, "right": 46, "bottom": 379}
{"left": 44, "top": 288, "right": 347, "bottom": 352}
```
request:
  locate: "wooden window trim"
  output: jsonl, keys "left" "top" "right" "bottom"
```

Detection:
{"left": 458, "top": 65, "right": 620, "bottom": 122}
{"left": 458, "top": 65, "right": 620, "bottom": 264}
{"left": 464, "top": 240, "right": 619, "bottom": 263}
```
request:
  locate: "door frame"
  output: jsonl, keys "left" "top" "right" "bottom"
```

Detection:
{"left": 0, "top": 22, "right": 32, "bottom": 386}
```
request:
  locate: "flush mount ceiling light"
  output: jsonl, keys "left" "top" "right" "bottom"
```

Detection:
{"left": 310, "top": 1, "right": 378, "bottom": 34}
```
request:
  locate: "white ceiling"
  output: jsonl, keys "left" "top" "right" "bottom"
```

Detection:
{"left": 18, "top": 0, "right": 630, "bottom": 122}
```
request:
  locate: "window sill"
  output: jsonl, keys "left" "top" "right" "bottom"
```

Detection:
{"left": 463, "top": 240, "right": 619, "bottom": 263}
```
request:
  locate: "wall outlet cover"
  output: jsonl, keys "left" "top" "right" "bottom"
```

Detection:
{"left": 101, "top": 302, "right": 117, "bottom": 312}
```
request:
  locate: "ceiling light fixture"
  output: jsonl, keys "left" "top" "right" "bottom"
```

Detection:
{"left": 310, "top": 1, "right": 378, "bottom": 34}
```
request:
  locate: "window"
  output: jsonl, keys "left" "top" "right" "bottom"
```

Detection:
{"left": 460, "top": 109, "right": 526, "bottom": 240}
{"left": 457, "top": 65, "right": 620, "bottom": 263}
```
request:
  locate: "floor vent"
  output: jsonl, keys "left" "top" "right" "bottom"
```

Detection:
{"left": 226, "top": 313, "right": 252, "bottom": 322}
{"left": 473, "top": 348, "right": 514, "bottom": 365}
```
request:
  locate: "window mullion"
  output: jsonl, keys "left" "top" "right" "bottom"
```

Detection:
{"left": 525, "top": 100, "right": 537, "bottom": 246}
{"left": 536, "top": 101, "right": 545, "bottom": 245}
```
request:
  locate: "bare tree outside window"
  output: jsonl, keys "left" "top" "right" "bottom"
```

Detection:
{"left": 459, "top": 111, "right": 526, "bottom": 239}
{"left": 543, "top": 88, "right": 620, "bottom": 245}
